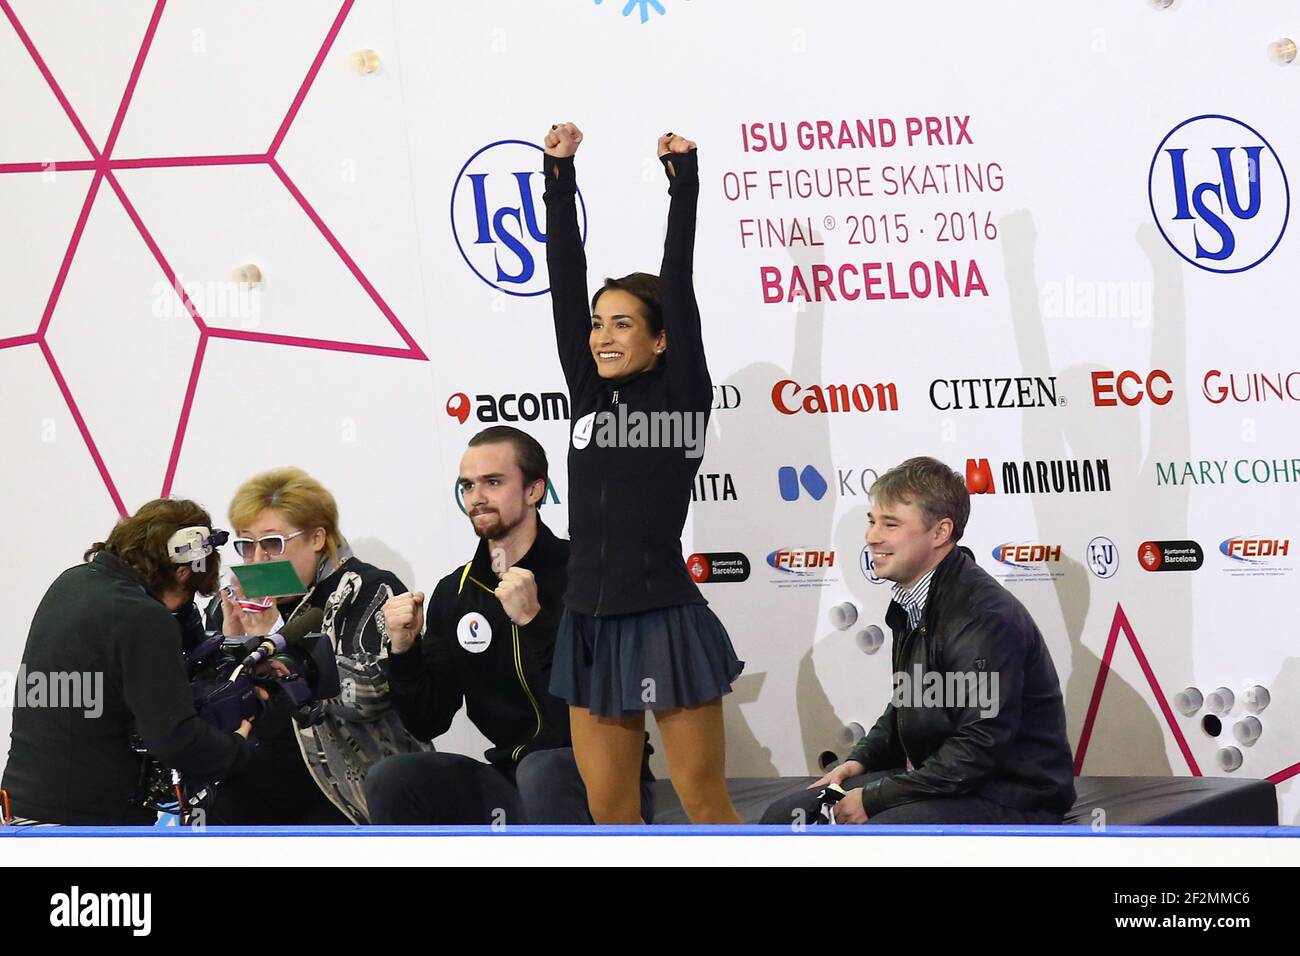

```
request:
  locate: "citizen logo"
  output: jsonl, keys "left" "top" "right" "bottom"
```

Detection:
{"left": 771, "top": 379, "right": 898, "bottom": 415}
{"left": 929, "top": 376, "right": 1061, "bottom": 410}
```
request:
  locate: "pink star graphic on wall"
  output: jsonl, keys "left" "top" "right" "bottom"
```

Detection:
{"left": 0, "top": 0, "right": 425, "bottom": 517}
{"left": 1076, "top": 603, "right": 1299, "bottom": 787}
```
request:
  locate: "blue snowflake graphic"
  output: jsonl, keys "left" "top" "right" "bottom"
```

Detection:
{"left": 594, "top": 0, "right": 668, "bottom": 25}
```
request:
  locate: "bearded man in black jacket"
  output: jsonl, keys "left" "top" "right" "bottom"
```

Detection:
{"left": 365, "top": 426, "right": 654, "bottom": 825}
{"left": 763, "top": 456, "right": 1076, "bottom": 826}
{"left": 2, "top": 499, "right": 253, "bottom": 826}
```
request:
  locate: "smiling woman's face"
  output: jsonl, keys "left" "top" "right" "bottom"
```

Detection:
{"left": 589, "top": 289, "right": 666, "bottom": 380}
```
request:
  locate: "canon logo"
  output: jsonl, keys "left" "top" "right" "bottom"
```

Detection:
{"left": 1091, "top": 370, "right": 1173, "bottom": 407}
{"left": 1202, "top": 370, "right": 1300, "bottom": 404}
{"left": 771, "top": 380, "right": 898, "bottom": 415}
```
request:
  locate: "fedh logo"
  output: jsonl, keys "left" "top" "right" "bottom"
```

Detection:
{"left": 991, "top": 542, "right": 1064, "bottom": 581}
{"left": 1149, "top": 115, "right": 1289, "bottom": 274}
{"left": 451, "top": 140, "right": 587, "bottom": 296}
{"left": 766, "top": 548, "right": 837, "bottom": 589}
{"left": 1219, "top": 536, "right": 1292, "bottom": 577}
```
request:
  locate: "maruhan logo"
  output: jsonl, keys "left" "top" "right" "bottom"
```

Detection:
{"left": 50, "top": 886, "right": 151, "bottom": 936}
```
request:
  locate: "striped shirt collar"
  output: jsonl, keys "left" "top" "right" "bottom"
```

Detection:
{"left": 891, "top": 566, "right": 937, "bottom": 631}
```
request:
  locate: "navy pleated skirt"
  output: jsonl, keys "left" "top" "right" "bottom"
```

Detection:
{"left": 550, "top": 603, "right": 745, "bottom": 718}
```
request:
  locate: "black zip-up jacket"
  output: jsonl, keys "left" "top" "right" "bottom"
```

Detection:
{"left": 2, "top": 552, "right": 252, "bottom": 825}
{"left": 386, "top": 521, "right": 571, "bottom": 769}
{"left": 847, "top": 546, "right": 1076, "bottom": 817}
{"left": 544, "top": 149, "right": 710, "bottom": 616}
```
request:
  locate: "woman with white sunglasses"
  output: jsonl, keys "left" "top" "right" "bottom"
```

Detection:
{"left": 205, "top": 466, "right": 425, "bottom": 824}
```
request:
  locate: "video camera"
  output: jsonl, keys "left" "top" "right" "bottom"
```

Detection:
{"left": 133, "top": 603, "right": 341, "bottom": 817}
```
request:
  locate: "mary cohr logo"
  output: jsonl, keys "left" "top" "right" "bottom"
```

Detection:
{"left": 1148, "top": 115, "right": 1289, "bottom": 274}
{"left": 451, "top": 140, "right": 588, "bottom": 296}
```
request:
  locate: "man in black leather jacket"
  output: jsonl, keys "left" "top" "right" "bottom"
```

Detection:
{"left": 763, "top": 456, "right": 1075, "bottom": 825}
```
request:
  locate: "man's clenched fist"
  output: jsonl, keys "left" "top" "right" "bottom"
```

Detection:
{"left": 495, "top": 567, "right": 540, "bottom": 626}
{"left": 384, "top": 590, "right": 426, "bottom": 654}
{"left": 544, "top": 122, "right": 583, "bottom": 158}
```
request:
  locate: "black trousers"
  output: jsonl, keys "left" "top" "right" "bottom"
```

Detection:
{"left": 205, "top": 712, "right": 351, "bottom": 826}
{"left": 759, "top": 769, "right": 1065, "bottom": 825}
{"left": 363, "top": 748, "right": 656, "bottom": 825}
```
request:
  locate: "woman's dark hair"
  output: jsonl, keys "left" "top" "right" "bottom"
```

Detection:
{"left": 591, "top": 272, "right": 663, "bottom": 337}
{"left": 468, "top": 426, "right": 550, "bottom": 507}
{"left": 85, "top": 498, "right": 222, "bottom": 598}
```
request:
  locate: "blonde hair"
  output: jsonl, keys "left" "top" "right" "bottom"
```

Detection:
{"left": 229, "top": 467, "right": 342, "bottom": 561}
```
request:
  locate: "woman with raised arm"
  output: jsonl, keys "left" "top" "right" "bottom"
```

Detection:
{"left": 543, "top": 122, "right": 742, "bottom": 824}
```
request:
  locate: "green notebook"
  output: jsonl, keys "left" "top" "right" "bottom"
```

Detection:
{"left": 231, "top": 560, "right": 306, "bottom": 599}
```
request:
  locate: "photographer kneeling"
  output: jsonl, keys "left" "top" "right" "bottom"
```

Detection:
{"left": 1, "top": 499, "right": 253, "bottom": 826}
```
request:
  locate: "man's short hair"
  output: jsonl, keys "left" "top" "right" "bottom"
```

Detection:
{"left": 870, "top": 456, "right": 970, "bottom": 542}
{"left": 467, "top": 426, "right": 549, "bottom": 506}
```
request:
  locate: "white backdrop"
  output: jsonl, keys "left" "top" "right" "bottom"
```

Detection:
{"left": 2, "top": 0, "right": 1298, "bottom": 824}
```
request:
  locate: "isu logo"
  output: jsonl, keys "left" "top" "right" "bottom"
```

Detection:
{"left": 1086, "top": 537, "right": 1119, "bottom": 579}
{"left": 451, "top": 140, "right": 587, "bottom": 296}
{"left": 1148, "top": 115, "right": 1289, "bottom": 274}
